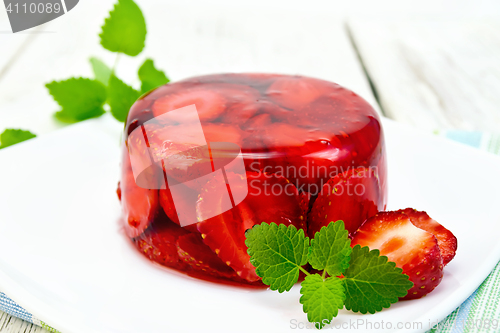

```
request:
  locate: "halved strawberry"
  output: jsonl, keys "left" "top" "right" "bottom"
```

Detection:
{"left": 177, "top": 233, "right": 238, "bottom": 279}
{"left": 144, "top": 121, "right": 244, "bottom": 188}
{"left": 352, "top": 211, "right": 444, "bottom": 300}
{"left": 308, "top": 167, "right": 384, "bottom": 238}
{"left": 259, "top": 123, "right": 318, "bottom": 148}
{"left": 144, "top": 122, "right": 206, "bottom": 157}
{"left": 120, "top": 154, "right": 160, "bottom": 238}
{"left": 196, "top": 172, "right": 304, "bottom": 282}
{"left": 134, "top": 215, "right": 190, "bottom": 269}
{"left": 152, "top": 83, "right": 260, "bottom": 123}
{"left": 152, "top": 86, "right": 227, "bottom": 122}
{"left": 398, "top": 208, "right": 457, "bottom": 266}
{"left": 143, "top": 122, "right": 211, "bottom": 186}
{"left": 159, "top": 184, "right": 187, "bottom": 225}
{"left": 202, "top": 123, "right": 243, "bottom": 145}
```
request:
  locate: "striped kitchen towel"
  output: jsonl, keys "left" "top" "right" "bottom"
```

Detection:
{"left": 1, "top": 131, "right": 499, "bottom": 333}
{"left": 0, "top": 292, "right": 59, "bottom": 332}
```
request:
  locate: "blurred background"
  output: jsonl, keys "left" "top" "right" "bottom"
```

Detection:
{"left": 1, "top": 0, "right": 499, "bottom": 137}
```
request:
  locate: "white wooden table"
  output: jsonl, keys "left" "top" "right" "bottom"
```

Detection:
{"left": 0, "top": 0, "right": 499, "bottom": 332}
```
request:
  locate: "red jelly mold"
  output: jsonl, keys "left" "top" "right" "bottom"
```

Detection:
{"left": 118, "top": 73, "right": 387, "bottom": 286}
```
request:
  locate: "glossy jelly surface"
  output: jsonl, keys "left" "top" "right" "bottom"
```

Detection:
{"left": 119, "top": 73, "right": 387, "bottom": 285}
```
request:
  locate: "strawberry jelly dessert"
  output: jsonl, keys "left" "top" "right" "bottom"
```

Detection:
{"left": 118, "top": 73, "right": 387, "bottom": 285}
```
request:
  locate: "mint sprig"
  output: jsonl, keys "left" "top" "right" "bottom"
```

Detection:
{"left": 46, "top": 0, "right": 169, "bottom": 124}
{"left": 0, "top": 129, "right": 36, "bottom": 149}
{"left": 343, "top": 245, "right": 412, "bottom": 314}
{"left": 46, "top": 78, "right": 107, "bottom": 123}
{"left": 89, "top": 57, "right": 112, "bottom": 86}
{"left": 309, "top": 220, "right": 352, "bottom": 277}
{"left": 100, "top": 0, "right": 147, "bottom": 56}
{"left": 139, "top": 59, "right": 170, "bottom": 94}
{"left": 246, "top": 223, "right": 309, "bottom": 293}
{"left": 108, "top": 74, "right": 141, "bottom": 122}
{"left": 245, "top": 221, "right": 413, "bottom": 330}
{"left": 300, "top": 275, "right": 345, "bottom": 329}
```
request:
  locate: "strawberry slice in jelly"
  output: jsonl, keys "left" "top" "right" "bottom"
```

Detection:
{"left": 266, "top": 76, "right": 331, "bottom": 110}
{"left": 120, "top": 73, "right": 387, "bottom": 286}
{"left": 159, "top": 182, "right": 200, "bottom": 234}
{"left": 120, "top": 154, "right": 159, "bottom": 238}
{"left": 177, "top": 233, "right": 238, "bottom": 279}
{"left": 134, "top": 214, "right": 190, "bottom": 269}
{"left": 152, "top": 83, "right": 259, "bottom": 123}
{"left": 308, "top": 167, "right": 384, "bottom": 238}
{"left": 196, "top": 172, "right": 303, "bottom": 282}
{"left": 397, "top": 208, "right": 457, "bottom": 266}
{"left": 152, "top": 86, "right": 226, "bottom": 122}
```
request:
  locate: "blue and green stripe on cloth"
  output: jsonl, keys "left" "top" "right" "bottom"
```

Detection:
{"left": 0, "top": 131, "right": 499, "bottom": 333}
{"left": 427, "top": 131, "right": 500, "bottom": 333}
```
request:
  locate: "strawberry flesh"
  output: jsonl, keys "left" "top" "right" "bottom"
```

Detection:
{"left": 352, "top": 211, "right": 444, "bottom": 300}
{"left": 308, "top": 167, "right": 384, "bottom": 238}
{"left": 120, "top": 154, "right": 159, "bottom": 238}
{"left": 197, "top": 172, "right": 304, "bottom": 282}
{"left": 134, "top": 214, "right": 190, "bottom": 269}
{"left": 398, "top": 208, "right": 457, "bottom": 266}
{"left": 177, "top": 233, "right": 238, "bottom": 279}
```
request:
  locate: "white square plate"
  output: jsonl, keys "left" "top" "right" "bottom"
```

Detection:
{"left": 0, "top": 115, "right": 499, "bottom": 333}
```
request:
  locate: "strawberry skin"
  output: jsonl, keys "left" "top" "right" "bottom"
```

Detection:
{"left": 308, "top": 167, "right": 384, "bottom": 238}
{"left": 398, "top": 208, "right": 457, "bottom": 266}
{"left": 298, "top": 191, "right": 311, "bottom": 230}
{"left": 352, "top": 211, "right": 444, "bottom": 300}
{"left": 176, "top": 233, "right": 238, "bottom": 279}
{"left": 120, "top": 155, "right": 159, "bottom": 238}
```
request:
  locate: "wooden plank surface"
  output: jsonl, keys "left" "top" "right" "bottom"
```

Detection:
{"left": 348, "top": 18, "right": 500, "bottom": 132}
{"left": 0, "top": 9, "right": 38, "bottom": 78}
{"left": 0, "top": 0, "right": 377, "bottom": 136}
{"left": 0, "top": 0, "right": 115, "bottom": 135}
{"left": 0, "top": 311, "right": 48, "bottom": 333}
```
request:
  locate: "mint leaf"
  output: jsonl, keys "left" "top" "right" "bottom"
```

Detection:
{"left": 138, "top": 59, "right": 169, "bottom": 94}
{"left": 245, "top": 223, "right": 309, "bottom": 293}
{"left": 108, "top": 74, "right": 140, "bottom": 122}
{"left": 100, "top": 0, "right": 146, "bottom": 56}
{"left": 0, "top": 129, "right": 36, "bottom": 149}
{"left": 343, "top": 245, "right": 413, "bottom": 314}
{"left": 309, "top": 220, "right": 351, "bottom": 277}
{"left": 300, "top": 274, "right": 345, "bottom": 329}
{"left": 46, "top": 78, "right": 107, "bottom": 123}
{"left": 90, "top": 57, "right": 112, "bottom": 86}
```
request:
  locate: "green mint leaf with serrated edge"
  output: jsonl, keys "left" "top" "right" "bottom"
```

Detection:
{"left": 309, "top": 220, "right": 352, "bottom": 277}
{"left": 89, "top": 57, "right": 112, "bottom": 86}
{"left": 138, "top": 59, "right": 170, "bottom": 94}
{"left": 0, "top": 129, "right": 36, "bottom": 149}
{"left": 46, "top": 78, "right": 107, "bottom": 123}
{"left": 343, "top": 245, "right": 413, "bottom": 314}
{"left": 300, "top": 275, "right": 345, "bottom": 329}
{"left": 108, "top": 74, "right": 140, "bottom": 122}
{"left": 100, "top": 0, "right": 146, "bottom": 56}
{"left": 245, "top": 222, "right": 309, "bottom": 293}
